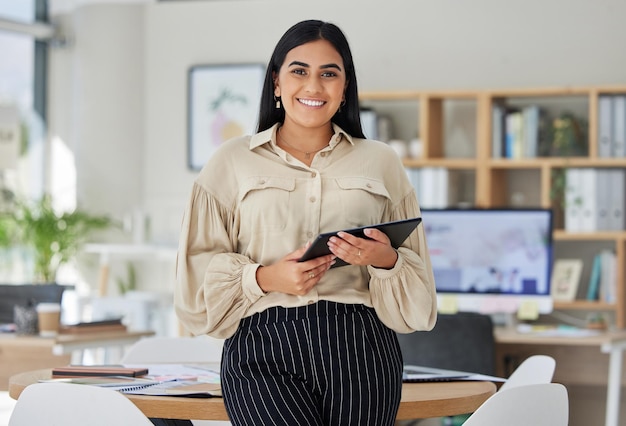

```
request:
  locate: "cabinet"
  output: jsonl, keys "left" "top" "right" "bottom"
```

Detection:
{"left": 360, "top": 86, "right": 626, "bottom": 328}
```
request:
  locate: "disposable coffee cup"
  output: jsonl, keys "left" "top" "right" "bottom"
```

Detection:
{"left": 36, "top": 302, "right": 61, "bottom": 337}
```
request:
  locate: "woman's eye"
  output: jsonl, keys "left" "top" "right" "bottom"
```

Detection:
{"left": 291, "top": 68, "right": 307, "bottom": 76}
{"left": 321, "top": 71, "right": 337, "bottom": 78}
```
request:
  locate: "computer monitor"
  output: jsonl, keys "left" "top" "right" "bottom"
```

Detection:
{"left": 0, "top": 284, "right": 67, "bottom": 324}
{"left": 421, "top": 208, "right": 554, "bottom": 317}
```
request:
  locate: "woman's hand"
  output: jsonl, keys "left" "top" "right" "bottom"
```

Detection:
{"left": 256, "top": 245, "right": 335, "bottom": 295}
{"left": 327, "top": 228, "right": 398, "bottom": 269}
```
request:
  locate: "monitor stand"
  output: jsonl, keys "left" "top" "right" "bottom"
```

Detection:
{"left": 490, "top": 312, "right": 519, "bottom": 328}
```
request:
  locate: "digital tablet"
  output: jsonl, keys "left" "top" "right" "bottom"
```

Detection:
{"left": 298, "top": 217, "right": 422, "bottom": 268}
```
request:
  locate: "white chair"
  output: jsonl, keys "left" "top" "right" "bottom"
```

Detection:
{"left": 121, "top": 334, "right": 224, "bottom": 364}
{"left": 9, "top": 382, "right": 154, "bottom": 426}
{"left": 463, "top": 382, "right": 569, "bottom": 426}
{"left": 121, "top": 335, "right": 228, "bottom": 426}
{"left": 500, "top": 354, "right": 556, "bottom": 392}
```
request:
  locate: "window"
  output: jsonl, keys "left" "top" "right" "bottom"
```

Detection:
{"left": 0, "top": 1, "right": 48, "bottom": 283}
{"left": 0, "top": 0, "right": 47, "bottom": 204}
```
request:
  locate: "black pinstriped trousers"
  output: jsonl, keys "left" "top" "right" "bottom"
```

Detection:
{"left": 220, "top": 301, "right": 403, "bottom": 426}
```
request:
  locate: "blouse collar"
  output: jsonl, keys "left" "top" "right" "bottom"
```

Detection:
{"left": 249, "top": 123, "right": 355, "bottom": 150}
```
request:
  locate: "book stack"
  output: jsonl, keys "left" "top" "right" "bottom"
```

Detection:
{"left": 598, "top": 94, "right": 626, "bottom": 158}
{"left": 492, "top": 104, "right": 547, "bottom": 159}
{"left": 51, "top": 365, "right": 149, "bottom": 378}
{"left": 59, "top": 318, "right": 127, "bottom": 334}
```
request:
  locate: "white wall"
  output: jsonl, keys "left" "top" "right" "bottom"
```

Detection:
{"left": 49, "top": 0, "right": 626, "bottom": 286}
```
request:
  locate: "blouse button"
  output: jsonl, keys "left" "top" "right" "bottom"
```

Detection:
{"left": 307, "top": 300, "right": 315, "bottom": 304}
{"left": 258, "top": 179, "right": 266, "bottom": 185}
{"left": 311, "top": 172, "right": 316, "bottom": 178}
{"left": 309, "top": 196, "right": 316, "bottom": 203}
{"left": 320, "top": 152, "right": 327, "bottom": 157}
{"left": 366, "top": 183, "right": 372, "bottom": 188}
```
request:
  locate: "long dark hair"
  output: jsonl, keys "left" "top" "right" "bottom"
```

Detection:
{"left": 256, "top": 20, "right": 365, "bottom": 138}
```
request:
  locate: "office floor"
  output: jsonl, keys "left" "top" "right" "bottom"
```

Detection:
{"left": 0, "top": 391, "right": 15, "bottom": 425}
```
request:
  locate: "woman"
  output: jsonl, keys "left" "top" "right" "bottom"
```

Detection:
{"left": 175, "top": 19, "right": 436, "bottom": 426}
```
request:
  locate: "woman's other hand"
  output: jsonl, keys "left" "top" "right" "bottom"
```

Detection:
{"left": 256, "top": 245, "right": 335, "bottom": 295}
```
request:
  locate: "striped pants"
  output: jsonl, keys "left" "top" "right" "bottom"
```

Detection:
{"left": 221, "top": 301, "right": 403, "bottom": 426}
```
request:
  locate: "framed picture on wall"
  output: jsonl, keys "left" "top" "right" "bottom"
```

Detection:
{"left": 187, "top": 63, "right": 266, "bottom": 170}
{"left": 550, "top": 259, "right": 583, "bottom": 302}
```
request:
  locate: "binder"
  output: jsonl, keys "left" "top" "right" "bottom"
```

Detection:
{"left": 564, "top": 168, "right": 583, "bottom": 232}
{"left": 608, "top": 169, "right": 626, "bottom": 231}
{"left": 599, "top": 250, "right": 617, "bottom": 303}
{"left": 598, "top": 95, "right": 613, "bottom": 158}
{"left": 578, "top": 168, "right": 597, "bottom": 232}
{"left": 613, "top": 95, "right": 626, "bottom": 157}
{"left": 419, "top": 167, "right": 438, "bottom": 208}
{"left": 594, "top": 169, "right": 611, "bottom": 231}
{"left": 492, "top": 104, "right": 505, "bottom": 158}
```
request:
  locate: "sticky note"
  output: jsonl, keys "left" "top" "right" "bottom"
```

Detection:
{"left": 517, "top": 300, "right": 539, "bottom": 320}
{"left": 438, "top": 295, "right": 459, "bottom": 314}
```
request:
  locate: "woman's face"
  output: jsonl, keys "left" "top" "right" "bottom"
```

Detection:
{"left": 274, "top": 39, "right": 346, "bottom": 131}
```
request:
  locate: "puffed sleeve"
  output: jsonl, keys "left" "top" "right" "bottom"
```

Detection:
{"left": 367, "top": 192, "right": 437, "bottom": 333}
{"left": 174, "top": 183, "right": 265, "bottom": 339}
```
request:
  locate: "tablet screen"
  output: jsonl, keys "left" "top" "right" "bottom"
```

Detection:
{"left": 298, "top": 217, "right": 422, "bottom": 268}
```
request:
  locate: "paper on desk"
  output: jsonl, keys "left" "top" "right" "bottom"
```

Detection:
{"left": 121, "top": 379, "right": 222, "bottom": 397}
{"left": 122, "top": 363, "right": 221, "bottom": 384}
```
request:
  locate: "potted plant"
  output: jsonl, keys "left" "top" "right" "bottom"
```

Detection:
{"left": 0, "top": 194, "right": 114, "bottom": 284}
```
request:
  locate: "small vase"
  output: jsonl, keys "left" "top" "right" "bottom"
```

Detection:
{"left": 14, "top": 304, "right": 39, "bottom": 335}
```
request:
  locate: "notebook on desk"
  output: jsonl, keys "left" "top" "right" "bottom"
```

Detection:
{"left": 402, "top": 365, "right": 507, "bottom": 383}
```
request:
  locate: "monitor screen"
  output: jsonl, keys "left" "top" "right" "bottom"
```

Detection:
{"left": 421, "top": 208, "right": 554, "bottom": 315}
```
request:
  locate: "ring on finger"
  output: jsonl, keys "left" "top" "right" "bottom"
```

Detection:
{"left": 309, "top": 272, "right": 315, "bottom": 279}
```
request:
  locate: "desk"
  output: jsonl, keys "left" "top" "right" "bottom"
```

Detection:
{"left": 9, "top": 369, "right": 496, "bottom": 421}
{"left": 495, "top": 327, "right": 626, "bottom": 426}
{"left": 0, "top": 330, "right": 154, "bottom": 390}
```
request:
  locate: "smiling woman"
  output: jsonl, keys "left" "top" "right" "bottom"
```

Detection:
{"left": 175, "top": 19, "right": 436, "bottom": 426}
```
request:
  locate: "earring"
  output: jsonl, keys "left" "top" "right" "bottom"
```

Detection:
{"left": 274, "top": 96, "right": 281, "bottom": 109}
{"left": 338, "top": 99, "right": 346, "bottom": 112}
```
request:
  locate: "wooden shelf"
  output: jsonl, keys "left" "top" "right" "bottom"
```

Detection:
{"left": 553, "top": 300, "right": 616, "bottom": 311}
{"left": 361, "top": 85, "right": 626, "bottom": 328}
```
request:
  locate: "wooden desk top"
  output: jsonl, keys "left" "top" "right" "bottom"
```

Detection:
{"left": 9, "top": 369, "right": 496, "bottom": 421}
{"left": 495, "top": 327, "right": 626, "bottom": 348}
{"left": 0, "top": 330, "right": 154, "bottom": 348}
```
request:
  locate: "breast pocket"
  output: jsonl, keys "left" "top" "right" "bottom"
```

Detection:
{"left": 239, "top": 176, "right": 296, "bottom": 233}
{"left": 332, "top": 177, "right": 391, "bottom": 227}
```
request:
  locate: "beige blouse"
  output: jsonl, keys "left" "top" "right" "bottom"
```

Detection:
{"left": 175, "top": 123, "right": 437, "bottom": 339}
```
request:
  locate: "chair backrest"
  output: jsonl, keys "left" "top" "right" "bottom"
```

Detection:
{"left": 120, "top": 335, "right": 224, "bottom": 364}
{"left": 463, "top": 382, "right": 569, "bottom": 426}
{"left": 499, "top": 354, "right": 556, "bottom": 392}
{"left": 396, "top": 312, "right": 496, "bottom": 375}
{"left": 9, "top": 382, "right": 154, "bottom": 426}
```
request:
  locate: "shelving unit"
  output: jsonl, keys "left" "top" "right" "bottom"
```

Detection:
{"left": 361, "top": 86, "right": 626, "bottom": 328}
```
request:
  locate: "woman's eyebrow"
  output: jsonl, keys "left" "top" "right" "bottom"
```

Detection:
{"left": 288, "top": 61, "right": 343, "bottom": 72}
